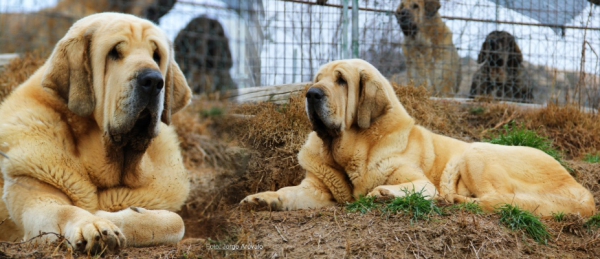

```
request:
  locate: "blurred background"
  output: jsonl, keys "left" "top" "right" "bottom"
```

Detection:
{"left": 1, "top": 0, "right": 599, "bottom": 108}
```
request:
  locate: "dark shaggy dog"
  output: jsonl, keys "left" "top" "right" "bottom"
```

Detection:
{"left": 469, "top": 31, "right": 533, "bottom": 102}
{"left": 174, "top": 16, "right": 237, "bottom": 94}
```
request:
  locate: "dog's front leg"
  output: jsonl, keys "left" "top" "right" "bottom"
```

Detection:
{"left": 364, "top": 164, "right": 438, "bottom": 199}
{"left": 95, "top": 207, "right": 184, "bottom": 247}
{"left": 3, "top": 176, "right": 125, "bottom": 254}
{"left": 367, "top": 180, "right": 437, "bottom": 199}
{"left": 240, "top": 173, "right": 338, "bottom": 211}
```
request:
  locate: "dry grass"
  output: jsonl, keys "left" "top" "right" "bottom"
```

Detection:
{"left": 524, "top": 103, "right": 600, "bottom": 158}
{"left": 0, "top": 52, "right": 46, "bottom": 102}
{"left": 216, "top": 90, "right": 313, "bottom": 197}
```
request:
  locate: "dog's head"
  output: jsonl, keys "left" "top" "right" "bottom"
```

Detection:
{"left": 306, "top": 59, "right": 393, "bottom": 141}
{"left": 395, "top": 0, "right": 441, "bottom": 37}
{"left": 477, "top": 31, "right": 523, "bottom": 68}
{"left": 41, "top": 12, "right": 191, "bottom": 152}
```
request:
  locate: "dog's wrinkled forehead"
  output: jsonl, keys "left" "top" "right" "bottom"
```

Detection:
{"left": 399, "top": 0, "right": 420, "bottom": 10}
{"left": 315, "top": 60, "right": 368, "bottom": 82}
{"left": 315, "top": 59, "right": 383, "bottom": 84}
{"left": 397, "top": 0, "right": 440, "bottom": 17}
{"left": 72, "top": 12, "right": 168, "bottom": 48}
{"left": 487, "top": 32, "right": 514, "bottom": 47}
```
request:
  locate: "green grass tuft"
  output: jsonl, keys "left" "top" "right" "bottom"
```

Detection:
{"left": 584, "top": 214, "right": 600, "bottom": 230}
{"left": 584, "top": 153, "right": 600, "bottom": 164}
{"left": 496, "top": 204, "right": 550, "bottom": 244}
{"left": 470, "top": 107, "right": 485, "bottom": 115}
{"left": 384, "top": 190, "right": 442, "bottom": 222}
{"left": 552, "top": 212, "right": 566, "bottom": 222}
{"left": 346, "top": 196, "right": 380, "bottom": 214}
{"left": 445, "top": 202, "right": 484, "bottom": 215}
{"left": 201, "top": 107, "right": 224, "bottom": 118}
{"left": 487, "top": 124, "right": 570, "bottom": 171}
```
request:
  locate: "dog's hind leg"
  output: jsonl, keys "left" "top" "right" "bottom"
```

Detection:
{"left": 468, "top": 192, "right": 596, "bottom": 217}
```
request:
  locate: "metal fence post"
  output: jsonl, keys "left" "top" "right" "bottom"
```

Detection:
{"left": 341, "top": 0, "right": 350, "bottom": 59}
{"left": 352, "top": 0, "right": 359, "bottom": 58}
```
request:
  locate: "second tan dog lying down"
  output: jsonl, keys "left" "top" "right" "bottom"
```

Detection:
{"left": 241, "top": 59, "right": 596, "bottom": 217}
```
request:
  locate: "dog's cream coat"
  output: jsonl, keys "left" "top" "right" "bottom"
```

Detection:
{"left": 241, "top": 59, "right": 596, "bottom": 218}
{"left": 0, "top": 13, "right": 192, "bottom": 254}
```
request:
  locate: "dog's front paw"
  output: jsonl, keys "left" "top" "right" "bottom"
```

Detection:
{"left": 444, "top": 193, "right": 475, "bottom": 204}
{"left": 65, "top": 216, "right": 126, "bottom": 255}
{"left": 240, "top": 192, "right": 282, "bottom": 211}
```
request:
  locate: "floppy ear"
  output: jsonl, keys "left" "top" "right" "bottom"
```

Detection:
{"left": 356, "top": 70, "right": 389, "bottom": 129}
{"left": 506, "top": 35, "right": 523, "bottom": 68}
{"left": 41, "top": 31, "right": 95, "bottom": 117}
{"left": 161, "top": 57, "right": 192, "bottom": 125}
{"left": 477, "top": 38, "right": 491, "bottom": 64}
{"left": 424, "top": 0, "right": 441, "bottom": 18}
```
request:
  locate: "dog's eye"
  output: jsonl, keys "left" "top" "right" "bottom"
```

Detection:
{"left": 337, "top": 77, "right": 347, "bottom": 86}
{"left": 108, "top": 46, "right": 121, "bottom": 60}
{"left": 153, "top": 51, "right": 161, "bottom": 64}
{"left": 412, "top": 4, "right": 419, "bottom": 9}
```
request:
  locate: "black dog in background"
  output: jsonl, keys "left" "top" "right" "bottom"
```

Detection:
{"left": 469, "top": 31, "right": 533, "bottom": 102}
{"left": 174, "top": 16, "right": 237, "bottom": 94}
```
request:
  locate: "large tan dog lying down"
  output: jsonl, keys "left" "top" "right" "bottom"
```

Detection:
{"left": 0, "top": 13, "right": 192, "bottom": 254}
{"left": 241, "top": 59, "right": 596, "bottom": 217}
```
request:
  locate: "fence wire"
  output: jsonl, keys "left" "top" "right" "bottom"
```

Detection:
{"left": 0, "top": 0, "right": 599, "bottom": 107}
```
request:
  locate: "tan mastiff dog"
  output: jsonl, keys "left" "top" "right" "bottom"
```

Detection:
{"left": 241, "top": 59, "right": 596, "bottom": 218}
{"left": 0, "top": 13, "right": 192, "bottom": 254}
{"left": 395, "top": 0, "right": 461, "bottom": 96}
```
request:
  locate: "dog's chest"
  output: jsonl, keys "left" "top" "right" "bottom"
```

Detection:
{"left": 77, "top": 131, "right": 132, "bottom": 188}
{"left": 403, "top": 37, "right": 432, "bottom": 54}
{"left": 331, "top": 132, "right": 370, "bottom": 173}
{"left": 489, "top": 67, "right": 508, "bottom": 83}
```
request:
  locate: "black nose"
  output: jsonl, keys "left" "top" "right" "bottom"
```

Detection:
{"left": 137, "top": 70, "right": 164, "bottom": 96}
{"left": 306, "top": 87, "right": 325, "bottom": 102}
{"left": 397, "top": 9, "right": 411, "bottom": 23}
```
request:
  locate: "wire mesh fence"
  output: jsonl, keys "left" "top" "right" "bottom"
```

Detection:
{"left": 0, "top": 0, "right": 599, "bottom": 107}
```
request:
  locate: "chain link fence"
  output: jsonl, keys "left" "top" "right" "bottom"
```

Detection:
{"left": 1, "top": 0, "right": 599, "bottom": 107}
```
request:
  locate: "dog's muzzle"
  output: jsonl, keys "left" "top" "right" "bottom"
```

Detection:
{"left": 108, "top": 69, "right": 164, "bottom": 149}
{"left": 306, "top": 87, "right": 340, "bottom": 139}
{"left": 396, "top": 9, "right": 418, "bottom": 37}
{"left": 485, "top": 41, "right": 504, "bottom": 67}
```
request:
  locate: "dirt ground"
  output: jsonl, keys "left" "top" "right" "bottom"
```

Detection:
{"left": 2, "top": 55, "right": 600, "bottom": 258}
